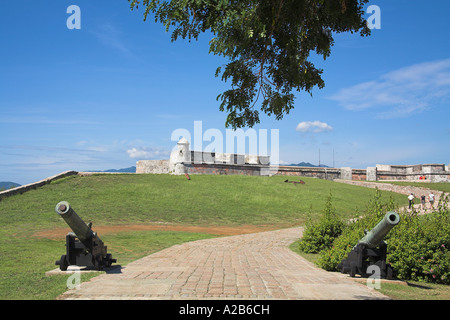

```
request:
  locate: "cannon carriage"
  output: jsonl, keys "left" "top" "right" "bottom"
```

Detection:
{"left": 338, "top": 211, "right": 400, "bottom": 279}
{"left": 54, "top": 201, "right": 116, "bottom": 271}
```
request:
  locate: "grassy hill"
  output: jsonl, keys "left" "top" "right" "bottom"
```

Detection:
{"left": 0, "top": 173, "right": 407, "bottom": 299}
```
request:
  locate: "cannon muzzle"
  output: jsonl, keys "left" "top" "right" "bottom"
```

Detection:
{"left": 55, "top": 201, "right": 94, "bottom": 243}
{"left": 358, "top": 211, "right": 400, "bottom": 248}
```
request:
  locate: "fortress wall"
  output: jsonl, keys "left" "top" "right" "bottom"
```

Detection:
{"left": 184, "top": 163, "right": 270, "bottom": 176}
{"left": 135, "top": 160, "right": 170, "bottom": 174}
{"left": 0, "top": 170, "right": 79, "bottom": 201}
{"left": 375, "top": 164, "right": 449, "bottom": 182}
{"left": 275, "top": 166, "right": 340, "bottom": 180}
{"left": 134, "top": 139, "right": 448, "bottom": 182}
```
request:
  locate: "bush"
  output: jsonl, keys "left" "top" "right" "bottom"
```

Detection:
{"left": 317, "top": 191, "right": 450, "bottom": 285}
{"left": 298, "top": 193, "right": 345, "bottom": 253}
{"left": 317, "top": 188, "right": 396, "bottom": 270}
{"left": 387, "top": 196, "right": 449, "bottom": 284}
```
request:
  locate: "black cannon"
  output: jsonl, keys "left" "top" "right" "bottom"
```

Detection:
{"left": 338, "top": 211, "right": 400, "bottom": 279}
{"left": 54, "top": 201, "right": 116, "bottom": 271}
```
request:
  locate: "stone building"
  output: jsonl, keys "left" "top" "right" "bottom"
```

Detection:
{"left": 136, "top": 139, "right": 449, "bottom": 182}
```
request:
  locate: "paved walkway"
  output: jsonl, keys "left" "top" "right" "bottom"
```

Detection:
{"left": 58, "top": 227, "right": 388, "bottom": 300}
{"left": 334, "top": 179, "right": 449, "bottom": 213}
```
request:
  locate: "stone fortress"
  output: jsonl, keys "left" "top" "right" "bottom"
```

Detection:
{"left": 137, "top": 138, "right": 449, "bottom": 182}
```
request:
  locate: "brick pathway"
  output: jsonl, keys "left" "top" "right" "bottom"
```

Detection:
{"left": 58, "top": 227, "right": 388, "bottom": 300}
{"left": 334, "top": 179, "right": 449, "bottom": 213}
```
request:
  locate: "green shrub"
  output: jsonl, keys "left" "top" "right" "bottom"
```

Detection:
{"left": 387, "top": 196, "right": 449, "bottom": 284}
{"left": 317, "top": 192, "right": 450, "bottom": 285}
{"left": 298, "top": 193, "right": 345, "bottom": 253}
{"left": 317, "top": 189, "right": 397, "bottom": 270}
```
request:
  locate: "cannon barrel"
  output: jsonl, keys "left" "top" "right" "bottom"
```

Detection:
{"left": 358, "top": 211, "right": 400, "bottom": 248}
{"left": 338, "top": 211, "right": 400, "bottom": 279}
{"left": 55, "top": 201, "right": 94, "bottom": 242}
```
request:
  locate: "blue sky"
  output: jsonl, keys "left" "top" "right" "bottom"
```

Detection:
{"left": 1, "top": 0, "right": 449, "bottom": 185}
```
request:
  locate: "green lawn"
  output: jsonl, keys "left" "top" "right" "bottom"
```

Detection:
{"left": 0, "top": 174, "right": 408, "bottom": 233}
{"left": 0, "top": 173, "right": 408, "bottom": 300}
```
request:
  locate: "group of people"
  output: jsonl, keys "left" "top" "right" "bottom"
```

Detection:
{"left": 408, "top": 192, "right": 435, "bottom": 210}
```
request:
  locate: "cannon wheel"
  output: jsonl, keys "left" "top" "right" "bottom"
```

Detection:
{"left": 105, "top": 254, "right": 112, "bottom": 268}
{"left": 94, "top": 255, "right": 103, "bottom": 271}
{"left": 57, "top": 255, "right": 69, "bottom": 271}
{"left": 386, "top": 265, "right": 393, "bottom": 280}
{"left": 349, "top": 266, "right": 356, "bottom": 277}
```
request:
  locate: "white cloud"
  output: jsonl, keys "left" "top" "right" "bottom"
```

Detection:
{"left": 329, "top": 58, "right": 450, "bottom": 118}
{"left": 296, "top": 121, "right": 333, "bottom": 133}
{"left": 126, "top": 147, "right": 170, "bottom": 159}
{"left": 91, "top": 23, "right": 135, "bottom": 58}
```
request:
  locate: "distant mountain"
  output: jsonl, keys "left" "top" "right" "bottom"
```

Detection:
{"left": 0, "top": 181, "right": 21, "bottom": 190}
{"left": 89, "top": 166, "right": 136, "bottom": 173}
{"left": 286, "top": 162, "right": 330, "bottom": 168}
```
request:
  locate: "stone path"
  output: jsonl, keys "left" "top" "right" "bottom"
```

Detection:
{"left": 334, "top": 179, "right": 449, "bottom": 213}
{"left": 58, "top": 227, "right": 388, "bottom": 300}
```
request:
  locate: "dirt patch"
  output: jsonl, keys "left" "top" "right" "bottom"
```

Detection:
{"left": 33, "top": 224, "right": 281, "bottom": 240}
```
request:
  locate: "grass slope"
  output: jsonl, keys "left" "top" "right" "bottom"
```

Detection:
{"left": 0, "top": 174, "right": 407, "bottom": 232}
{"left": 0, "top": 174, "right": 407, "bottom": 299}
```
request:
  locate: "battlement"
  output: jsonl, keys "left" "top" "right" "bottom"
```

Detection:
{"left": 136, "top": 139, "right": 449, "bottom": 182}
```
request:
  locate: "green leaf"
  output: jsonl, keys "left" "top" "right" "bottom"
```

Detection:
{"left": 130, "top": 0, "right": 371, "bottom": 128}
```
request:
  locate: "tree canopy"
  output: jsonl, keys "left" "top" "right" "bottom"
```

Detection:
{"left": 129, "top": 0, "right": 371, "bottom": 128}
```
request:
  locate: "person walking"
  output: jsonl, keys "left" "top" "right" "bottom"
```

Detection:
{"left": 421, "top": 195, "right": 426, "bottom": 210}
{"left": 429, "top": 192, "right": 435, "bottom": 209}
{"left": 408, "top": 193, "right": 415, "bottom": 209}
